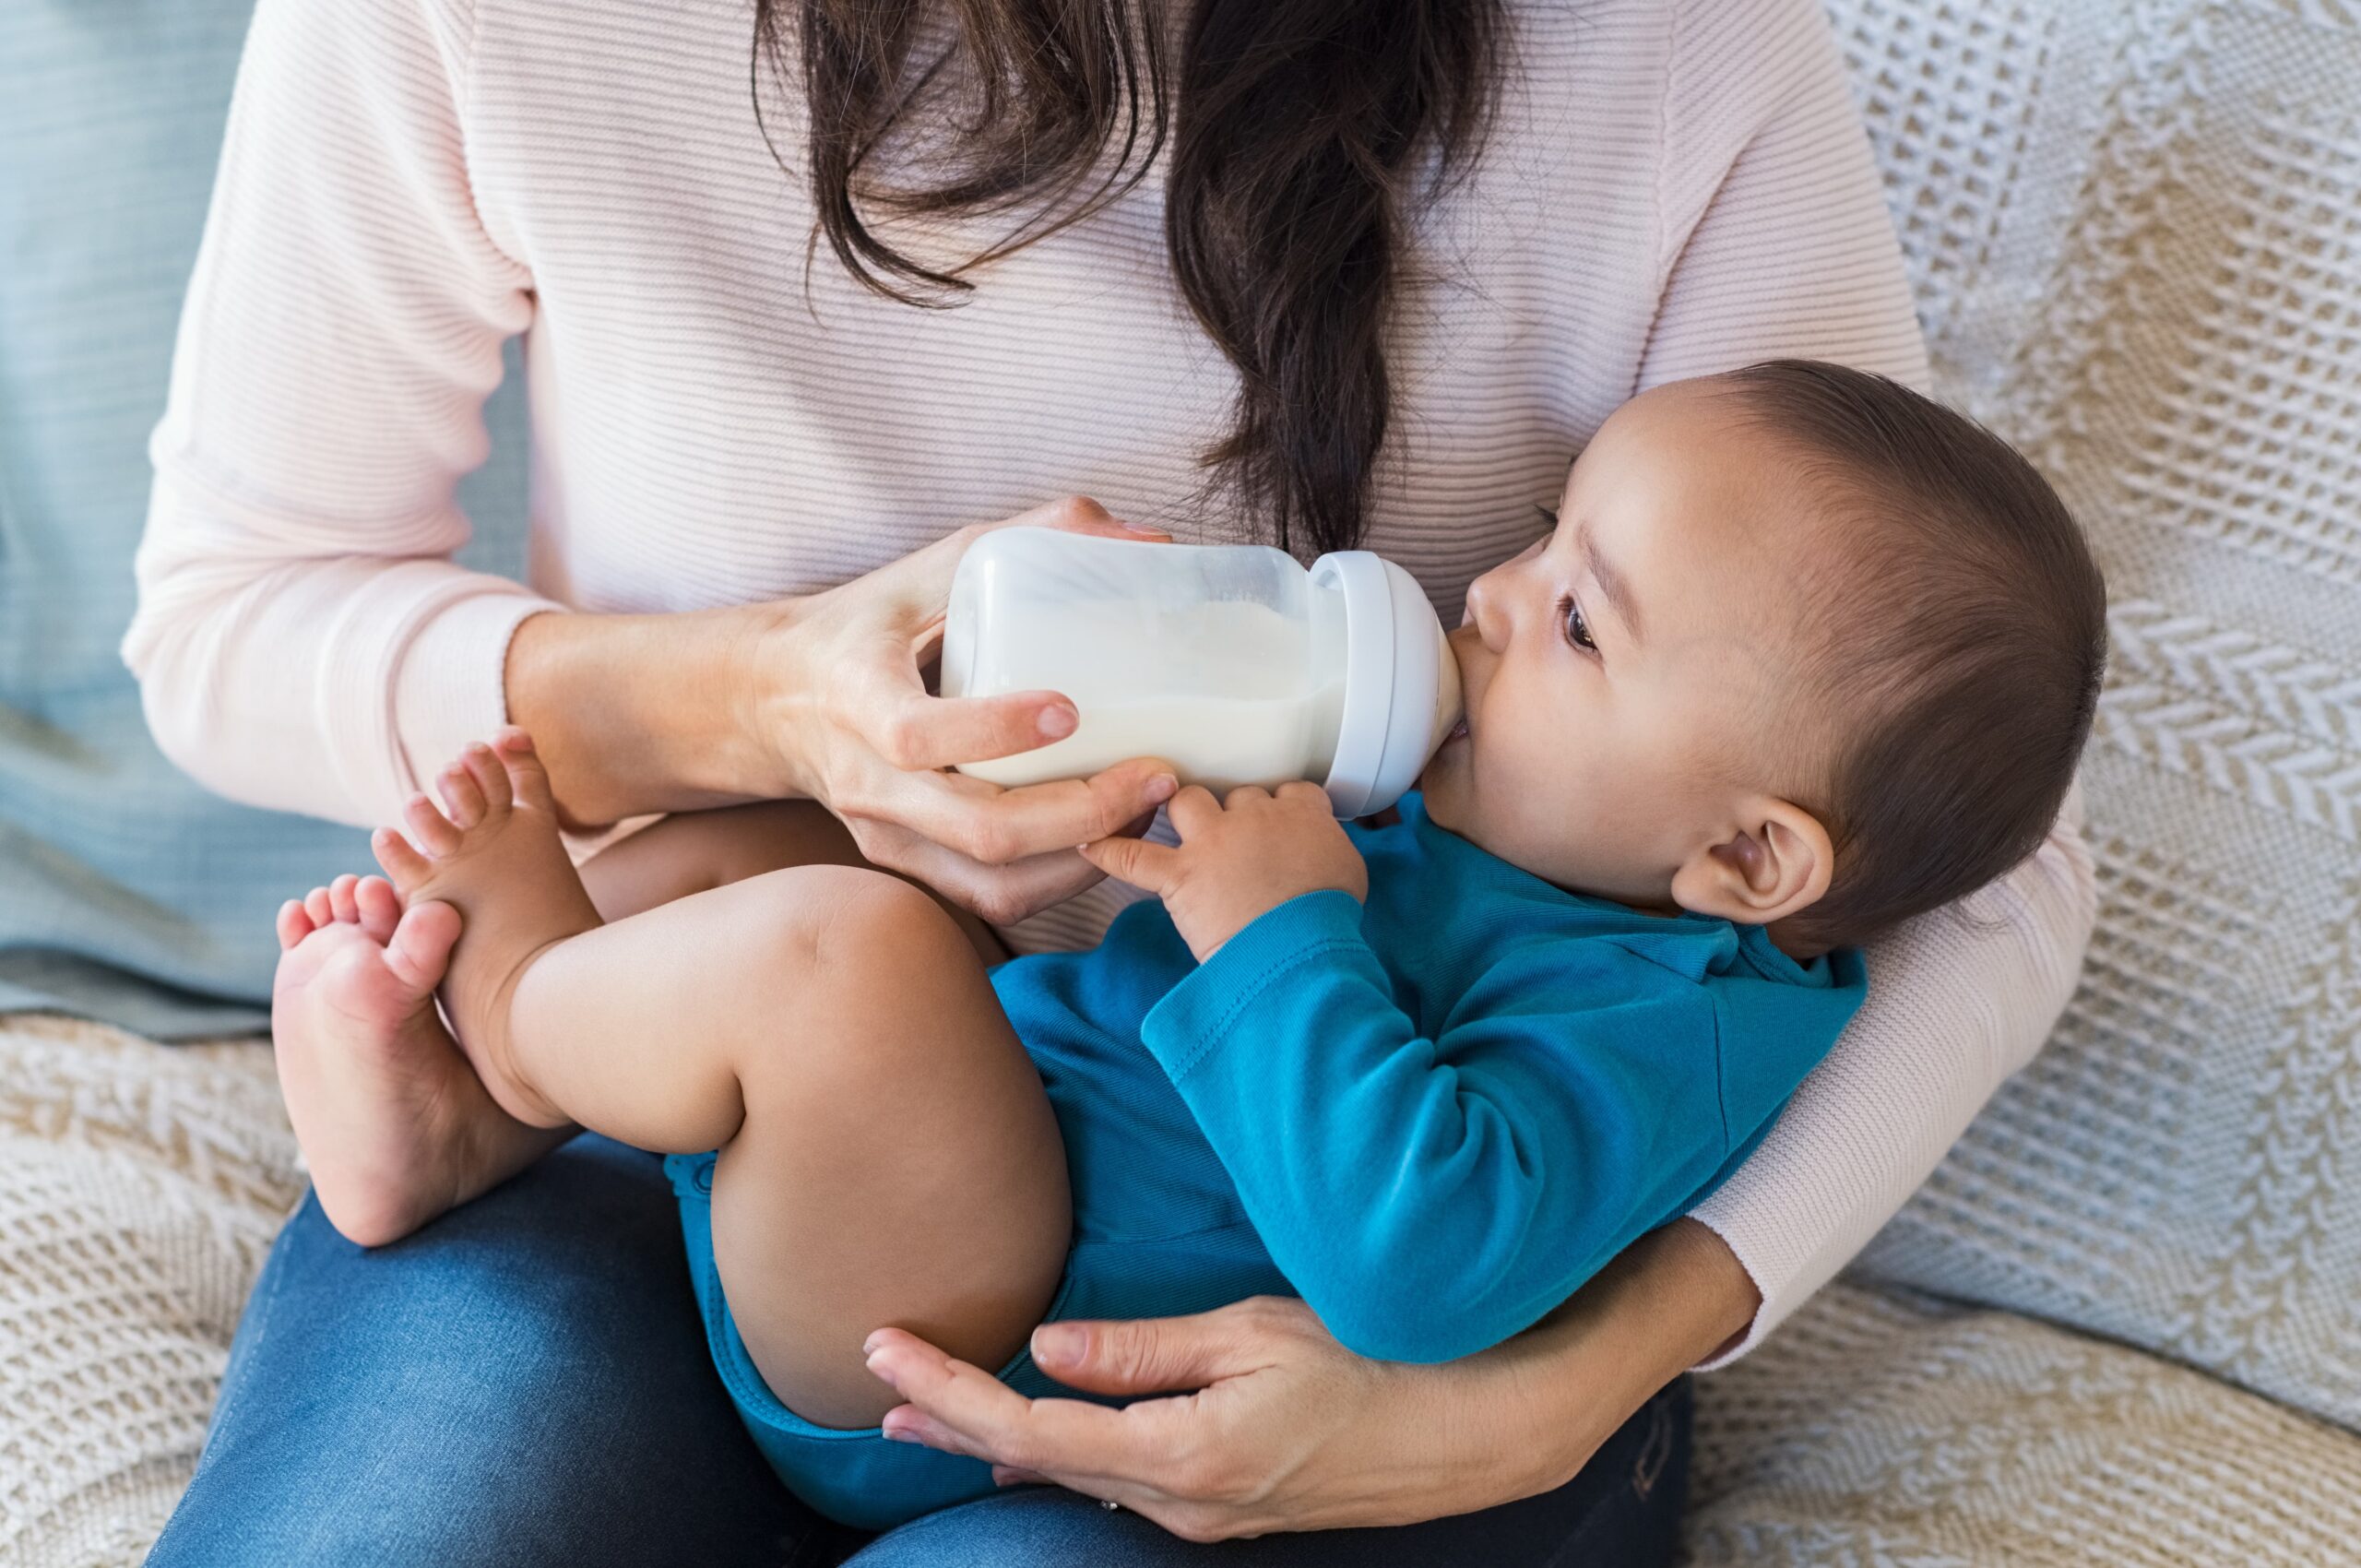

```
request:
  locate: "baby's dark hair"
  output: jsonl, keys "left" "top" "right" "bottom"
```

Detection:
{"left": 1721, "top": 360, "right": 2106, "bottom": 952}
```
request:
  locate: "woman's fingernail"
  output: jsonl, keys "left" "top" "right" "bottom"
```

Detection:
{"left": 1145, "top": 774, "right": 1178, "bottom": 804}
{"left": 1033, "top": 1322, "right": 1087, "bottom": 1366}
{"left": 1038, "top": 706, "right": 1077, "bottom": 740}
{"left": 882, "top": 1424, "right": 917, "bottom": 1444}
{"left": 861, "top": 1334, "right": 883, "bottom": 1358}
{"left": 867, "top": 1353, "right": 903, "bottom": 1393}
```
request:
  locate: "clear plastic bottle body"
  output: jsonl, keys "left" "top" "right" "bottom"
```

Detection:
{"left": 939, "top": 528, "right": 1459, "bottom": 814}
{"left": 940, "top": 530, "right": 1348, "bottom": 791}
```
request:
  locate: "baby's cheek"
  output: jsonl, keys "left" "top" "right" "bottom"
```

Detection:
{"left": 1416, "top": 754, "right": 1468, "bottom": 829}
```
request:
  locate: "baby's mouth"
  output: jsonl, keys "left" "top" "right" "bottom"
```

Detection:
{"left": 1447, "top": 718, "right": 1470, "bottom": 742}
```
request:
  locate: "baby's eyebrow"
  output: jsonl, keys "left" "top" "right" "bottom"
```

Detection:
{"left": 1581, "top": 527, "right": 1644, "bottom": 645}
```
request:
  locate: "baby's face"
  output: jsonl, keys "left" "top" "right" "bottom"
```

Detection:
{"left": 1418, "top": 378, "right": 1832, "bottom": 918}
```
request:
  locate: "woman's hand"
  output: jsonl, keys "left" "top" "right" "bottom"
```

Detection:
{"left": 739, "top": 495, "right": 1182, "bottom": 923}
{"left": 860, "top": 1219, "right": 1760, "bottom": 1541}
{"left": 510, "top": 496, "right": 1181, "bottom": 925}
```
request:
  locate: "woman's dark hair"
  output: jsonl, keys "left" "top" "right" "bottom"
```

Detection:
{"left": 1723, "top": 361, "right": 2108, "bottom": 952}
{"left": 753, "top": 0, "right": 1503, "bottom": 557}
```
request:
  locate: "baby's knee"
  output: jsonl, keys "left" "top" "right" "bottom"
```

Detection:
{"left": 743, "top": 865, "right": 959, "bottom": 984}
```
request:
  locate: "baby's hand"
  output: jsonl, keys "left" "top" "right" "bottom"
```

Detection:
{"left": 1081, "top": 783, "right": 1368, "bottom": 961}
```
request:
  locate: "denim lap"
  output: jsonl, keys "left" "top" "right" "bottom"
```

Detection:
{"left": 146, "top": 1136, "right": 837, "bottom": 1568}
{"left": 148, "top": 1136, "right": 1688, "bottom": 1567}
{"left": 840, "top": 1378, "right": 1691, "bottom": 1568}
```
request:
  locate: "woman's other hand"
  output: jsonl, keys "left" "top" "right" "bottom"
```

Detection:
{"left": 744, "top": 496, "right": 1180, "bottom": 924}
{"left": 861, "top": 1219, "right": 1759, "bottom": 1541}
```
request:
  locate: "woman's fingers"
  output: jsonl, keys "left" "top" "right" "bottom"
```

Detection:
{"left": 856, "top": 686, "right": 1082, "bottom": 773}
{"left": 867, "top": 1332, "right": 1177, "bottom": 1481}
{"left": 852, "top": 826, "right": 1108, "bottom": 929}
{"left": 862, "top": 499, "right": 1167, "bottom": 626}
{"left": 866, "top": 1313, "right": 1347, "bottom": 1542}
{"left": 1024, "top": 1301, "right": 1298, "bottom": 1396}
{"left": 991, "top": 1465, "right": 1053, "bottom": 1489}
{"left": 855, "top": 802, "right": 1164, "bottom": 926}
{"left": 993, "top": 494, "right": 1171, "bottom": 546}
{"left": 751, "top": 502, "right": 1189, "bottom": 921}
{"left": 861, "top": 761, "right": 1177, "bottom": 869}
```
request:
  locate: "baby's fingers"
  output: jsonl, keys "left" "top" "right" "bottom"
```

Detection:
{"left": 1275, "top": 780, "right": 1332, "bottom": 810}
{"left": 1165, "top": 785, "right": 1223, "bottom": 837}
{"left": 1079, "top": 835, "right": 1184, "bottom": 894}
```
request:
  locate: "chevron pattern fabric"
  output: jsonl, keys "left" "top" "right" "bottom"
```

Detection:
{"left": 1823, "top": 0, "right": 2361, "bottom": 1428}
{"left": 1688, "top": 1, "right": 2361, "bottom": 1558}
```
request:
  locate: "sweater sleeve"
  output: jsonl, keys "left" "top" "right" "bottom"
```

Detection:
{"left": 1689, "top": 783, "right": 2095, "bottom": 1365}
{"left": 1140, "top": 891, "right": 1737, "bottom": 1365}
{"left": 1637, "top": 0, "right": 2094, "bottom": 1363}
{"left": 120, "top": 0, "right": 561, "bottom": 827}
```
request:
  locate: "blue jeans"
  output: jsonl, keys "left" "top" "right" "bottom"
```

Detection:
{"left": 147, "top": 1136, "right": 1691, "bottom": 1566}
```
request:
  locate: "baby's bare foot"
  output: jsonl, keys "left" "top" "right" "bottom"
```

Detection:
{"left": 270, "top": 873, "right": 551, "bottom": 1246}
{"left": 373, "top": 729, "right": 602, "bottom": 1129}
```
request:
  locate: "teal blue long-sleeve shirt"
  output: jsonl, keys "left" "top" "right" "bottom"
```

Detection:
{"left": 1053, "top": 794, "right": 1866, "bottom": 1364}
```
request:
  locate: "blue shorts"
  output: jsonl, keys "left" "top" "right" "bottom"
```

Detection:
{"left": 667, "top": 944, "right": 1292, "bottom": 1530}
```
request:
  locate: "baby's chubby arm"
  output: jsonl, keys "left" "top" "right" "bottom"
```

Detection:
{"left": 1088, "top": 791, "right": 1726, "bottom": 1364}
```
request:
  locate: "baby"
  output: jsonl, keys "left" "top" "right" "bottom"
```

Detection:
{"left": 268, "top": 361, "right": 2105, "bottom": 1528}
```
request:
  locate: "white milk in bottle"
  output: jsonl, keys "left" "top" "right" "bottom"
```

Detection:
{"left": 938, "top": 528, "right": 1461, "bottom": 816}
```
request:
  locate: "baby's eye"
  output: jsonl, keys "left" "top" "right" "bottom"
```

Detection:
{"left": 1560, "top": 594, "right": 1597, "bottom": 654}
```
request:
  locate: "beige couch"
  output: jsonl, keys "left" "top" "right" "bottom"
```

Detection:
{"left": 4, "top": 0, "right": 2357, "bottom": 1562}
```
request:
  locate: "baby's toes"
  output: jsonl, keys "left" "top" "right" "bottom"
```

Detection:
{"left": 303, "top": 885, "right": 335, "bottom": 927}
{"left": 354, "top": 875, "right": 404, "bottom": 944}
{"left": 492, "top": 729, "right": 558, "bottom": 816}
{"left": 372, "top": 826, "right": 433, "bottom": 892}
{"left": 437, "top": 760, "right": 488, "bottom": 831}
{"left": 402, "top": 791, "right": 464, "bottom": 857}
{"left": 277, "top": 898, "right": 315, "bottom": 952}
{"left": 461, "top": 740, "right": 512, "bottom": 818}
{"left": 328, "top": 873, "right": 362, "bottom": 925}
{"left": 383, "top": 899, "right": 461, "bottom": 995}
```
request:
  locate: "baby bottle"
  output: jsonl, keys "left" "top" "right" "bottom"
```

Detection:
{"left": 938, "top": 528, "right": 1462, "bottom": 817}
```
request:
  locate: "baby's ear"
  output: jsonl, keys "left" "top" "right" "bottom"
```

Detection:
{"left": 1669, "top": 798, "right": 1833, "bottom": 927}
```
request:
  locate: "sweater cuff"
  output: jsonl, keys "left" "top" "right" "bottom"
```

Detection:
{"left": 1140, "top": 889, "right": 1369, "bottom": 1086}
{"left": 1680, "top": 1201, "right": 1786, "bottom": 1369}
{"left": 389, "top": 588, "right": 563, "bottom": 811}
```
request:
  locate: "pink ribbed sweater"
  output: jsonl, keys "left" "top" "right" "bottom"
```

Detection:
{"left": 122, "top": 0, "right": 2094, "bottom": 1360}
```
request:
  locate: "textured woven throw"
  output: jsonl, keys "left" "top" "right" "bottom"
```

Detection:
{"left": 1824, "top": 0, "right": 2361, "bottom": 1431}
{"left": 0, "top": 1019, "right": 298, "bottom": 1564}
{"left": 1687, "top": 0, "right": 2361, "bottom": 1559}
{"left": 3, "top": 0, "right": 2358, "bottom": 1563}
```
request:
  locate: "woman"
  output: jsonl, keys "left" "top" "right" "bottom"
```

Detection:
{"left": 125, "top": 0, "right": 2094, "bottom": 1561}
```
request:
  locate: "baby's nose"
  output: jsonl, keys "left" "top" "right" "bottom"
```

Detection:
{"left": 1461, "top": 574, "right": 1511, "bottom": 650}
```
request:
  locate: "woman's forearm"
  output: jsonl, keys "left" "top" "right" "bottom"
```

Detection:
{"left": 504, "top": 603, "right": 792, "bottom": 828}
{"left": 1468, "top": 1219, "right": 1758, "bottom": 1495}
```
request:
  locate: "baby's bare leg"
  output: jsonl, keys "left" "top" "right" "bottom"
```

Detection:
{"left": 575, "top": 800, "right": 1005, "bottom": 961}
{"left": 274, "top": 787, "right": 989, "bottom": 1249}
{"left": 378, "top": 734, "right": 1069, "bottom": 1430}
{"left": 518, "top": 868, "right": 1067, "bottom": 1426}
